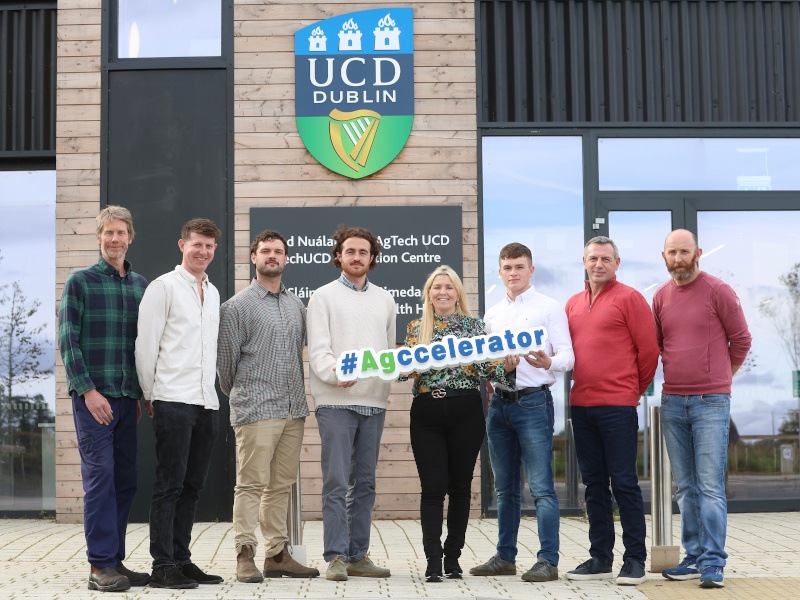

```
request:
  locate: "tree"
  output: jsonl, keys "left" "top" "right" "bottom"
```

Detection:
{"left": 759, "top": 263, "right": 800, "bottom": 369}
{"left": 779, "top": 409, "right": 799, "bottom": 435}
{"left": 0, "top": 280, "right": 54, "bottom": 429}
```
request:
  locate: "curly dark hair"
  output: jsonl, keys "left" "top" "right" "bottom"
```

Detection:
{"left": 330, "top": 225, "right": 381, "bottom": 270}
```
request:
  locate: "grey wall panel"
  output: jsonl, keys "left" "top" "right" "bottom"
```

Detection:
{"left": 478, "top": 0, "right": 800, "bottom": 124}
{"left": 0, "top": 3, "right": 56, "bottom": 154}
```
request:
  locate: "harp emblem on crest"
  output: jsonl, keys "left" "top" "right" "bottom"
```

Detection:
{"left": 328, "top": 109, "right": 381, "bottom": 173}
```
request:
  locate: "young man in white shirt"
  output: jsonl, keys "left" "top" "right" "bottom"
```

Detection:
{"left": 135, "top": 218, "right": 223, "bottom": 590}
{"left": 471, "top": 242, "right": 574, "bottom": 582}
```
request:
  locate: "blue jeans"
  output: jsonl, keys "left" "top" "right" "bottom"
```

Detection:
{"left": 487, "top": 388, "right": 559, "bottom": 565}
{"left": 571, "top": 405, "right": 646, "bottom": 566}
{"left": 72, "top": 392, "right": 138, "bottom": 568}
{"left": 149, "top": 401, "right": 219, "bottom": 568}
{"left": 316, "top": 407, "right": 385, "bottom": 563}
{"left": 660, "top": 394, "right": 730, "bottom": 569}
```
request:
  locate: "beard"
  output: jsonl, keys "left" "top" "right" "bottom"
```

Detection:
{"left": 667, "top": 256, "right": 698, "bottom": 281}
{"left": 256, "top": 261, "right": 284, "bottom": 277}
{"left": 341, "top": 260, "right": 368, "bottom": 278}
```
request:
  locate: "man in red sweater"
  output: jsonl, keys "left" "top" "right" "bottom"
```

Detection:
{"left": 565, "top": 236, "right": 659, "bottom": 586}
{"left": 653, "top": 229, "right": 751, "bottom": 589}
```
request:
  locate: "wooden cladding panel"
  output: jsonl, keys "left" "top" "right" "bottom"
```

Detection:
{"left": 233, "top": 1, "right": 479, "bottom": 520}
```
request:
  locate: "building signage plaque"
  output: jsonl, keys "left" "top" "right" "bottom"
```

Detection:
{"left": 294, "top": 8, "right": 414, "bottom": 179}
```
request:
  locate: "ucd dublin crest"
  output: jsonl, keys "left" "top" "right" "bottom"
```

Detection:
{"left": 295, "top": 8, "right": 414, "bottom": 179}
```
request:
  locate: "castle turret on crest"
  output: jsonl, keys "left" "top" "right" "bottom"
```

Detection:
{"left": 308, "top": 26, "right": 327, "bottom": 52}
{"left": 373, "top": 13, "right": 401, "bottom": 51}
{"left": 338, "top": 18, "right": 362, "bottom": 51}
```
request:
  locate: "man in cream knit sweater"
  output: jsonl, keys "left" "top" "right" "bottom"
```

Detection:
{"left": 307, "top": 225, "right": 396, "bottom": 582}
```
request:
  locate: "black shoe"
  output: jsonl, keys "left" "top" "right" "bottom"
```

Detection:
{"left": 444, "top": 556, "right": 463, "bottom": 579}
{"left": 148, "top": 565, "right": 199, "bottom": 589}
{"left": 179, "top": 562, "right": 224, "bottom": 584}
{"left": 425, "top": 557, "right": 443, "bottom": 583}
{"left": 116, "top": 563, "right": 150, "bottom": 586}
{"left": 88, "top": 566, "right": 131, "bottom": 592}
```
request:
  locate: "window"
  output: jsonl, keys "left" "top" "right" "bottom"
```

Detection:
{"left": 599, "top": 138, "right": 800, "bottom": 191}
{"left": 117, "top": 0, "right": 222, "bottom": 59}
{"left": 0, "top": 170, "right": 56, "bottom": 513}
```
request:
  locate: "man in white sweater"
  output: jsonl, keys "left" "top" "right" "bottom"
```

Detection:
{"left": 307, "top": 225, "right": 396, "bottom": 582}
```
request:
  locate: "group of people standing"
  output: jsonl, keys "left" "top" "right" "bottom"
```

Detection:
{"left": 58, "top": 206, "right": 750, "bottom": 593}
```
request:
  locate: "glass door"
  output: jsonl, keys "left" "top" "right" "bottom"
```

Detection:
{"left": 697, "top": 211, "right": 800, "bottom": 503}
{"left": 592, "top": 200, "right": 800, "bottom": 509}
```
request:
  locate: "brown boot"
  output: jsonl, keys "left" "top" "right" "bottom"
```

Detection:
{"left": 236, "top": 545, "right": 264, "bottom": 583}
{"left": 263, "top": 546, "right": 320, "bottom": 578}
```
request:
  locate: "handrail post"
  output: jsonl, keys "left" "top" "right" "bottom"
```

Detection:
{"left": 649, "top": 406, "right": 679, "bottom": 572}
{"left": 287, "top": 466, "right": 306, "bottom": 564}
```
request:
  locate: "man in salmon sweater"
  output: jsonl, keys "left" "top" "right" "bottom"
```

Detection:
{"left": 653, "top": 229, "right": 751, "bottom": 589}
{"left": 565, "top": 236, "right": 659, "bottom": 586}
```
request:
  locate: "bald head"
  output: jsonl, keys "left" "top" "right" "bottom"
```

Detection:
{"left": 664, "top": 229, "right": 698, "bottom": 251}
{"left": 663, "top": 229, "right": 702, "bottom": 284}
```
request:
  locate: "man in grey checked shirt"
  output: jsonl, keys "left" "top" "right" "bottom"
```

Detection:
{"left": 217, "top": 229, "right": 319, "bottom": 582}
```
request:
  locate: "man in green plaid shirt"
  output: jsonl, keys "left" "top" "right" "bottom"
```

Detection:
{"left": 58, "top": 206, "right": 149, "bottom": 592}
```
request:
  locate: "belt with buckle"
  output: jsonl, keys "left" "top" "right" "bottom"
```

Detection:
{"left": 496, "top": 385, "right": 549, "bottom": 401}
{"left": 416, "top": 387, "right": 481, "bottom": 400}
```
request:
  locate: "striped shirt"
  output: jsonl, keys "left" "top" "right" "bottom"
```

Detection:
{"left": 58, "top": 258, "right": 148, "bottom": 398}
{"left": 315, "top": 273, "right": 385, "bottom": 418}
{"left": 217, "top": 279, "right": 308, "bottom": 426}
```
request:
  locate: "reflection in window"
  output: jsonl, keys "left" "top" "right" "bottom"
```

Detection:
{"left": 698, "top": 211, "right": 800, "bottom": 500}
{"left": 481, "top": 136, "right": 584, "bottom": 509}
{"left": 0, "top": 171, "right": 56, "bottom": 513}
{"left": 599, "top": 138, "right": 800, "bottom": 191}
{"left": 117, "top": 0, "right": 221, "bottom": 59}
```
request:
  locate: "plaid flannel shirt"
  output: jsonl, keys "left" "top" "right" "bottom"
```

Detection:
{"left": 58, "top": 258, "right": 148, "bottom": 398}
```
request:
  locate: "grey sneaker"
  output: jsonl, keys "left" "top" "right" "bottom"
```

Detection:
{"left": 565, "top": 557, "right": 613, "bottom": 581}
{"left": 616, "top": 559, "right": 646, "bottom": 585}
{"left": 522, "top": 560, "right": 558, "bottom": 582}
{"left": 347, "top": 554, "right": 391, "bottom": 578}
{"left": 469, "top": 555, "right": 517, "bottom": 576}
{"left": 325, "top": 556, "right": 348, "bottom": 581}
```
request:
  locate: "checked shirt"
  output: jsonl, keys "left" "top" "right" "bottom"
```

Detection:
{"left": 58, "top": 258, "right": 148, "bottom": 398}
{"left": 217, "top": 279, "right": 308, "bottom": 426}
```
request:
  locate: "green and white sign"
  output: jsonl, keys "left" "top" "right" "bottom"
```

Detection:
{"left": 294, "top": 8, "right": 414, "bottom": 179}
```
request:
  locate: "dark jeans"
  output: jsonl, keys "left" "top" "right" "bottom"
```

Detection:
{"left": 410, "top": 393, "right": 485, "bottom": 561}
{"left": 72, "top": 391, "right": 138, "bottom": 568}
{"left": 571, "top": 405, "right": 646, "bottom": 566}
{"left": 149, "top": 401, "right": 219, "bottom": 569}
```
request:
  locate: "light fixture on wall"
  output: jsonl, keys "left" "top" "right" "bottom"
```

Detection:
{"left": 129, "top": 21, "right": 140, "bottom": 58}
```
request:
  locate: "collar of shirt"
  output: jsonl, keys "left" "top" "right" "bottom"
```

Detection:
{"left": 338, "top": 272, "right": 370, "bottom": 292}
{"left": 251, "top": 278, "right": 286, "bottom": 297}
{"left": 504, "top": 284, "right": 538, "bottom": 305}
{"left": 96, "top": 257, "right": 132, "bottom": 278}
{"left": 174, "top": 265, "right": 209, "bottom": 287}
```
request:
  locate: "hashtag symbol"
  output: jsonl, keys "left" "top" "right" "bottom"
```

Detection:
{"left": 340, "top": 352, "right": 358, "bottom": 376}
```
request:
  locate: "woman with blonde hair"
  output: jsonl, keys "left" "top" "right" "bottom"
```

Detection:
{"left": 403, "top": 265, "right": 518, "bottom": 582}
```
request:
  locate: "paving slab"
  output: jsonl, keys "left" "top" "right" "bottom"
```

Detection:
{"left": 0, "top": 513, "right": 797, "bottom": 599}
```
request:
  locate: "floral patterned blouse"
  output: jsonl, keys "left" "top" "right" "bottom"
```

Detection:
{"left": 403, "top": 313, "right": 512, "bottom": 396}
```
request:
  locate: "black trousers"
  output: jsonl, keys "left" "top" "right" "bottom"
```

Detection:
{"left": 410, "top": 393, "right": 485, "bottom": 560}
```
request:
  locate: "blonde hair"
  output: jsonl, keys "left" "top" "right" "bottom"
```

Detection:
{"left": 417, "top": 265, "right": 472, "bottom": 344}
{"left": 96, "top": 205, "right": 135, "bottom": 242}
